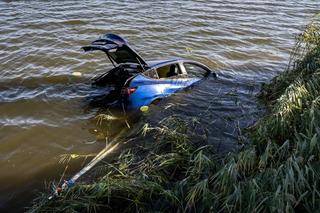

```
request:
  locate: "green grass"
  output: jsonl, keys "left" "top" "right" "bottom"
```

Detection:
{"left": 29, "top": 18, "right": 320, "bottom": 212}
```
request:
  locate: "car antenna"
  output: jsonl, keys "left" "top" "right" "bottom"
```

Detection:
{"left": 136, "top": 57, "right": 145, "bottom": 72}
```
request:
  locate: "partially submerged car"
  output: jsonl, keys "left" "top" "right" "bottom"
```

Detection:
{"left": 83, "top": 34, "right": 214, "bottom": 110}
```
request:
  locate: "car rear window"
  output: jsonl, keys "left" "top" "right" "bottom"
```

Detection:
{"left": 143, "top": 69, "right": 159, "bottom": 79}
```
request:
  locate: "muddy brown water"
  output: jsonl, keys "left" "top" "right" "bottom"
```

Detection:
{"left": 0, "top": 0, "right": 319, "bottom": 211}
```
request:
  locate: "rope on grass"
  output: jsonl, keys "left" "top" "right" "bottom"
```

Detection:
{"left": 49, "top": 142, "right": 119, "bottom": 199}
{"left": 48, "top": 131, "right": 128, "bottom": 200}
{"left": 48, "top": 123, "right": 141, "bottom": 200}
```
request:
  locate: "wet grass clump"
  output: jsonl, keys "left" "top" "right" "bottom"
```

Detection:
{"left": 30, "top": 19, "right": 320, "bottom": 212}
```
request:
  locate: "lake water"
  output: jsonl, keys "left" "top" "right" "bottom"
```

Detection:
{"left": 0, "top": 0, "right": 319, "bottom": 211}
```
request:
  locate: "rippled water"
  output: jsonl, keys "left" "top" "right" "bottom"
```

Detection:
{"left": 0, "top": 0, "right": 319, "bottom": 210}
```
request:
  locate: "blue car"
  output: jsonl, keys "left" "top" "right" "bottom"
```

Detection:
{"left": 83, "top": 34, "right": 214, "bottom": 110}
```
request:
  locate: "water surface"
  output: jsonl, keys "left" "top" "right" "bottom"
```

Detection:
{"left": 0, "top": 0, "right": 319, "bottom": 210}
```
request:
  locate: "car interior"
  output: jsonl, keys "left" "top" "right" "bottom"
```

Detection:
{"left": 156, "top": 64, "right": 181, "bottom": 78}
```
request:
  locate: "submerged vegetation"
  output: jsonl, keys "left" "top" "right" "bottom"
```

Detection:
{"left": 30, "top": 19, "right": 320, "bottom": 212}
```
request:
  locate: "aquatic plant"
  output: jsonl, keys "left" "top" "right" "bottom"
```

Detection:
{"left": 29, "top": 18, "right": 320, "bottom": 213}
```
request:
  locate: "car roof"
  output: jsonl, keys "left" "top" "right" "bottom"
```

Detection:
{"left": 146, "top": 58, "right": 182, "bottom": 68}
{"left": 145, "top": 58, "right": 212, "bottom": 71}
{"left": 119, "top": 58, "right": 212, "bottom": 73}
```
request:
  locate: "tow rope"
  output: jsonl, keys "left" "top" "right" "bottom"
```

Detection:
{"left": 49, "top": 141, "right": 119, "bottom": 200}
{"left": 49, "top": 110, "right": 144, "bottom": 200}
{"left": 48, "top": 126, "right": 135, "bottom": 200}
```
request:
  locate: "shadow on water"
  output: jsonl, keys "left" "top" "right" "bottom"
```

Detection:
{"left": 138, "top": 71, "right": 264, "bottom": 149}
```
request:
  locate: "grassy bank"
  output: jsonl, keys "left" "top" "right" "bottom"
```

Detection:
{"left": 30, "top": 20, "right": 320, "bottom": 212}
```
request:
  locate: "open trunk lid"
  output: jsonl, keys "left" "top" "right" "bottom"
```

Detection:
{"left": 82, "top": 34, "right": 148, "bottom": 68}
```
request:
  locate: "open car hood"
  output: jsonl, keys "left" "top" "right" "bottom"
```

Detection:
{"left": 82, "top": 34, "right": 148, "bottom": 67}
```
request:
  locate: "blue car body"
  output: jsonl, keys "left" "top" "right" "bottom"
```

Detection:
{"left": 82, "top": 34, "right": 214, "bottom": 110}
{"left": 125, "top": 74, "right": 200, "bottom": 109}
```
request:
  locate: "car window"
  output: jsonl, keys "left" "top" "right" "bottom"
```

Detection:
{"left": 183, "top": 63, "right": 210, "bottom": 77}
{"left": 143, "top": 69, "right": 159, "bottom": 79}
{"left": 156, "top": 64, "right": 181, "bottom": 78}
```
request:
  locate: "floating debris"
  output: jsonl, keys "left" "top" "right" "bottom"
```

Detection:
{"left": 72, "top": 72, "right": 82, "bottom": 77}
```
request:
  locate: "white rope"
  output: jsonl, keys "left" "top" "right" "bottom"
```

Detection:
{"left": 49, "top": 130, "right": 128, "bottom": 199}
{"left": 69, "top": 142, "right": 119, "bottom": 184}
{"left": 48, "top": 119, "right": 143, "bottom": 200}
